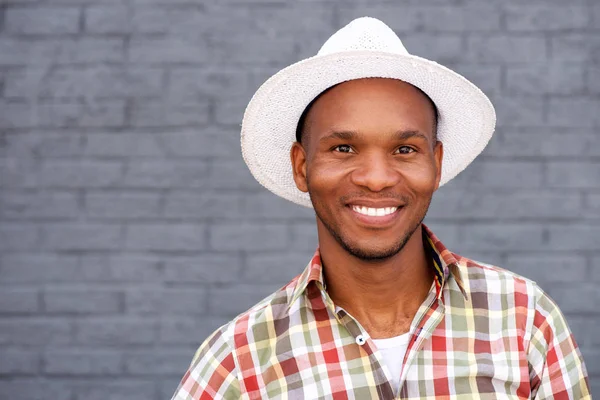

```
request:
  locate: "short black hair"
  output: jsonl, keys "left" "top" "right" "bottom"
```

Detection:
{"left": 295, "top": 84, "right": 439, "bottom": 144}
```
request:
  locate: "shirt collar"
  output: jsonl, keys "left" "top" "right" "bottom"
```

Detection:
{"left": 290, "top": 223, "right": 468, "bottom": 307}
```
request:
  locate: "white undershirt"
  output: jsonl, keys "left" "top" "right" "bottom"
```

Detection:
{"left": 372, "top": 332, "right": 411, "bottom": 394}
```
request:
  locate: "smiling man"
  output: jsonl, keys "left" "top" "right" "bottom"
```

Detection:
{"left": 172, "top": 18, "right": 590, "bottom": 399}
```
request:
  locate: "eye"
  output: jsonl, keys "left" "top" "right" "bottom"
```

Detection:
{"left": 395, "top": 146, "right": 415, "bottom": 155}
{"left": 334, "top": 144, "right": 354, "bottom": 153}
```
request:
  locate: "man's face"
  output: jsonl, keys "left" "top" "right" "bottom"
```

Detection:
{"left": 291, "top": 78, "right": 443, "bottom": 261}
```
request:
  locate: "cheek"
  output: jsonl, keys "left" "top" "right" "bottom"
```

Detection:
{"left": 401, "top": 161, "right": 438, "bottom": 194}
{"left": 307, "top": 159, "right": 349, "bottom": 192}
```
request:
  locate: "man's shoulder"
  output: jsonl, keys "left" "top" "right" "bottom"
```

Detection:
{"left": 203, "top": 274, "right": 302, "bottom": 348}
{"left": 454, "top": 252, "right": 543, "bottom": 298}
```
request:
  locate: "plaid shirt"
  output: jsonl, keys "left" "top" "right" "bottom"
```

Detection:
{"left": 172, "top": 225, "right": 590, "bottom": 399}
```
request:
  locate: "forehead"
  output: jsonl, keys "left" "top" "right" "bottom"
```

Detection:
{"left": 304, "top": 78, "right": 436, "bottom": 140}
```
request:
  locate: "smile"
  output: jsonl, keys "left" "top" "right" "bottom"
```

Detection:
{"left": 351, "top": 205, "right": 398, "bottom": 217}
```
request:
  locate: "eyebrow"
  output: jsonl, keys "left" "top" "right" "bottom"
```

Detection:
{"left": 319, "top": 130, "right": 429, "bottom": 143}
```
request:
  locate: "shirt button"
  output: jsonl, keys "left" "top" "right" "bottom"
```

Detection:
{"left": 356, "top": 335, "right": 366, "bottom": 346}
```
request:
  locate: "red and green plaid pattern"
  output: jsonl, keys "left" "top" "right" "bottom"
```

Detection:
{"left": 172, "top": 225, "right": 590, "bottom": 399}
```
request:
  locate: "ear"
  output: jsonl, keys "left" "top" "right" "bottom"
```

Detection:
{"left": 433, "top": 140, "right": 444, "bottom": 191}
{"left": 290, "top": 142, "right": 309, "bottom": 193}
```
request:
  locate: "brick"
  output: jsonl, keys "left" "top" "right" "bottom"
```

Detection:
{"left": 209, "top": 3, "right": 335, "bottom": 35}
{"left": 585, "top": 194, "right": 600, "bottom": 218}
{"left": 6, "top": 67, "right": 163, "bottom": 99}
{"left": 589, "top": 66, "right": 600, "bottom": 95}
{"left": 6, "top": 7, "right": 80, "bottom": 34}
{"left": 207, "top": 284, "right": 278, "bottom": 316}
{"left": 158, "top": 316, "right": 230, "bottom": 345}
{"left": 460, "top": 224, "right": 545, "bottom": 251}
{"left": 166, "top": 69, "right": 252, "bottom": 102}
{"left": 0, "top": 132, "right": 82, "bottom": 157}
{"left": 36, "top": 160, "right": 123, "bottom": 188}
{"left": 338, "top": 5, "right": 421, "bottom": 33}
{"left": 0, "top": 254, "right": 82, "bottom": 283}
{"left": 1, "top": 191, "right": 79, "bottom": 219}
{"left": 0, "top": 38, "right": 125, "bottom": 66}
{"left": 543, "top": 283, "right": 600, "bottom": 314}
{"left": 209, "top": 33, "right": 299, "bottom": 66}
{"left": 420, "top": 223, "right": 462, "bottom": 251}
{"left": 85, "top": 6, "right": 130, "bottom": 34}
{"left": 245, "top": 252, "right": 310, "bottom": 283}
{"left": 0, "top": 350, "right": 40, "bottom": 375}
{"left": 0, "top": 223, "right": 39, "bottom": 251}
{"left": 43, "top": 350, "right": 123, "bottom": 375}
{"left": 0, "top": 318, "right": 72, "bottom": 345}
{"left": 85, "top": 191, "right": 162, "bottom": 219}
{"left": 160, "top": 127, "right": 240, "bottom": 158}
{"left": 130, "top": 99, "right": 209, "bottom": 127}
{"left": 164, "top": 192, "right": 241, "bottom": 220}
{"left": 241, "top": 193, "right": 314, "bottom": 220}
{"left": 129, "top": 37, "right": 209, "bottom": 64}
{"left": 490, "top": 95, "right": 545, "bottom": 126}
{"left": 0, "top": 101, "right": 34, "bottom": 128}
{"left": 505, "top": 64, "right": 585, "bottom": 95}
{"left": 467, "top": 36, "right": 547, "bottom": 63}
{"left": 125, "top": 223, "right": 206, "bottom": 251}
{"left": 505, "top": 6, "right": 588, "bottom": 31}
{"left": 125, "top": 287, "right": 206, "bottom": 314}
{"left": 547, "top": 224, "right": 600, "bottom": 251}
{"left": 0, "top": 380, "right": 72, "bottom": 400}
{"left": 547, "top": 162, "right": 600, "bottom": 189}
{"left": 130, "top": 6, "right": 211, "bottom": 35}
{"left": 449, "top": 160, "right": 544, "bottom": 188}
{"left": 551, "top": 34, "right": 600, "bottom": 63}
{"left": 44, "top": 289, "right": 122, "bottom": 314}
{"left": 548, "top": 98, "right": 600, "bottom": 128}
{"left": 421, "top": 6, "right": 501, "bottom": 32}
{"left": 505, "top": 255, "right": 587, "bottom": 285}
{"left": 427, "top": 190, "right": 583, "bottom": 220}
{"left": 403, "top": 34, "right": 463, "bottom": 63}
{"left": 41, "top": 223, "right": 122, "bottom": 251}
{"left": 209, "top": 223, "right": 288, "bottom": 251}
{"left": 164, "top": 254, "right": 243, "bottom": 284}
{"left": 567, "top": 317, "right": 600, "bottom": 347}
{"left": 84, "top": 133, "right": 164, "bottom": 157}
{"left": 214, "top": 96, "right": 251, "bottom": 126}
{"left": 124, "top": 349, "right": 191, "bottom": 375}
{"left": 207, "top": 159, "right": 262, "bottom": 190}
{"left": 122, "top": 160, "right": 208, "bottom": 189}
{"left": 289, "top": 223, "right": 319, "bottom": 252}
{"left": 37, "top": 100, "right": 126, "bottom": 128}
{"left": 0, "top": 289, "right": 39, "bottom": 313}
{"left": 79, "top": 254, "right": 165, "bottom": 282}
{"left": 70, "top": 380, "right": 157, "bottom": 400}
{"left": 0, "top": 158, "right": 39, "bottom": 188}
{"left": 450, "top": 65, "right": 502, "bottom": 96}
{"left": 591, "top": 259, "right": 600, "bottom": 281}
{"left": 75, "top": 318, "right": 156, "bottom": 345}
{"left": 486, "top": 128, "right": 600, "bottom": 157}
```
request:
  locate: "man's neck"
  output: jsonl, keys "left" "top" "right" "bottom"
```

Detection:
{"left": 318, "top": 224, "right": 434, "bottom": 339}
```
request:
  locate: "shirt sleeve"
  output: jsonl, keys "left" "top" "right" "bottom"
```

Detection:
{"left": 171, "top": 327, "right": 241, "bottom": 400}
{"left": 528, "top": 285, "right": 591, "bottom": 399}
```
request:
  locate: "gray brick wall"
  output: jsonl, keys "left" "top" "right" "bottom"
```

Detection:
{"left": 0, "top": 1, "right": 598, "bottom": 398}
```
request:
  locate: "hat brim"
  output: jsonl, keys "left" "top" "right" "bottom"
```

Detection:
{"left": 241, "top": 51, "right": 496, "bottom": 208}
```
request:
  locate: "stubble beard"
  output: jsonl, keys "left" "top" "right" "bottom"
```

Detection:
{"left": 312, "top": 199, "right": 431, "bottom": 262}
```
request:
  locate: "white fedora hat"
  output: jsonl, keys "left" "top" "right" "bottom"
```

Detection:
{"left": 241, "top": 17, "right": 496, "bottom": 208}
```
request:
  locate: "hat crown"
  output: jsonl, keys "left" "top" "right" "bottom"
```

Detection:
{"left": 317, "top": 17, "right": 409, "bottom": 56}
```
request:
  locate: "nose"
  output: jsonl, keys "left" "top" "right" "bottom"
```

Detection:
{"left": 350, "top": 152, "right": 401, "bottom": 192}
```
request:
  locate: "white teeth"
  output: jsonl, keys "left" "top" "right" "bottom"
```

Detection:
{"left": 352, "top": 206, "right": 398, "bottom": 217}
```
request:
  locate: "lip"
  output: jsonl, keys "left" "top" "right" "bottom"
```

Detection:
{"left": 347, "top": 204, "right": 403, "bottom": 227}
